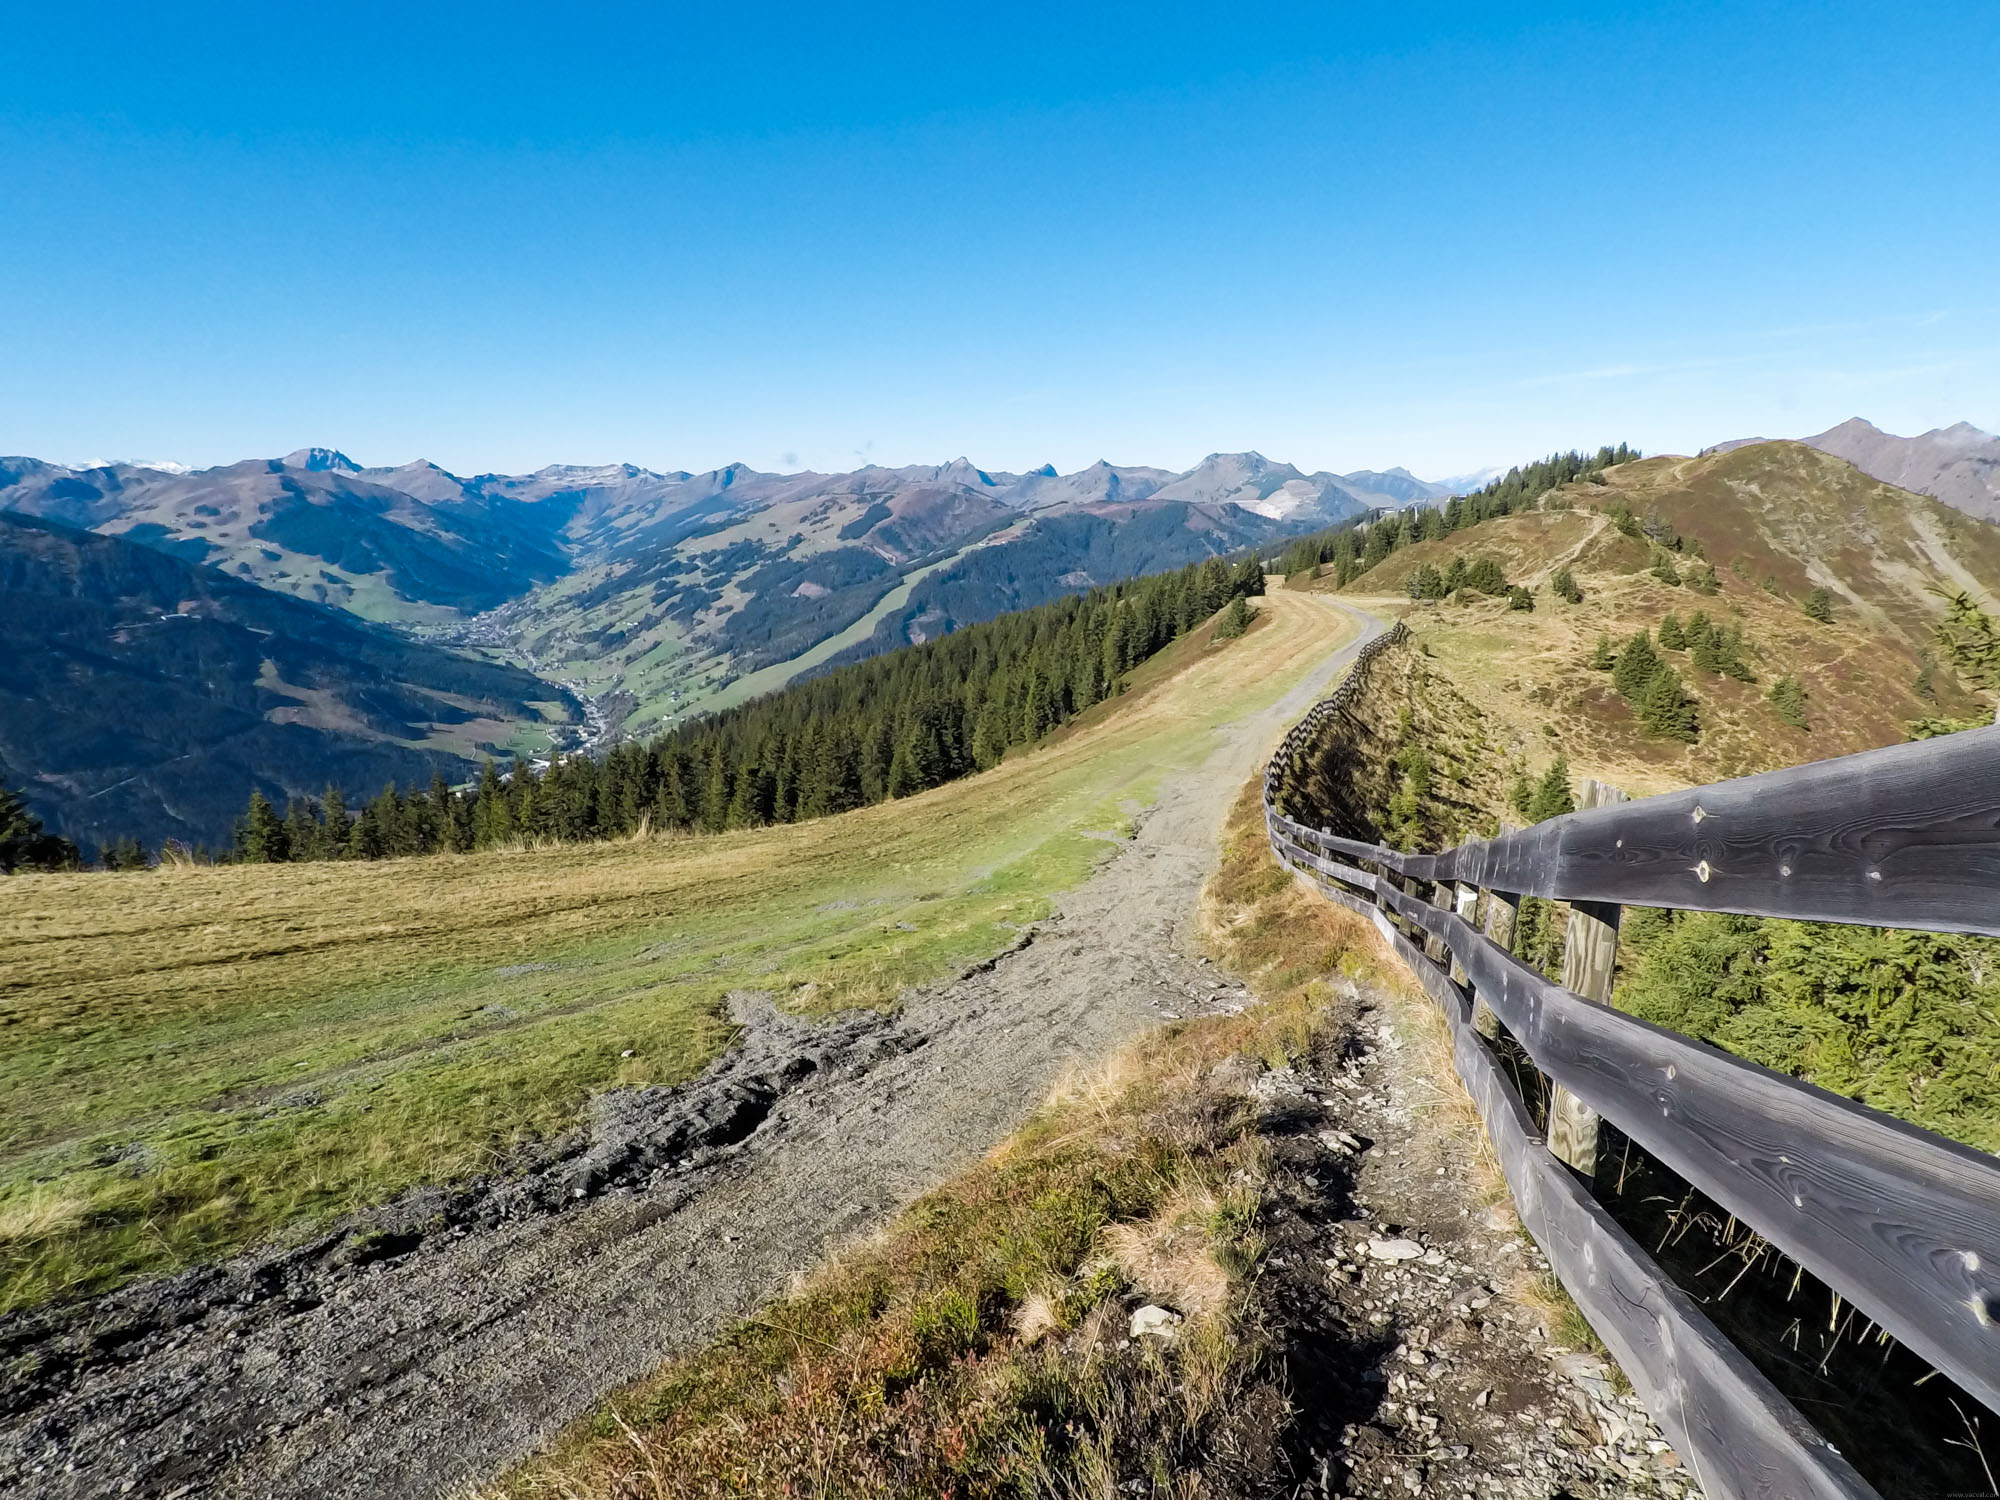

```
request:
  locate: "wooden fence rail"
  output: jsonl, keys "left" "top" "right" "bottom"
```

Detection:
{"left": 1262, "top": 623, "right": 2000, "bottom": 1500}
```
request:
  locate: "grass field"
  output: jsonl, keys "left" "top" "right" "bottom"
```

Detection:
{"left": 0, "top": 589, "right": 1356, "bottom": 1313}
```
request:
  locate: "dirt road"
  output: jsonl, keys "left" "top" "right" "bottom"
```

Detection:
{"left": 1, "top": 597, "right": 1383, "bottom": 1500}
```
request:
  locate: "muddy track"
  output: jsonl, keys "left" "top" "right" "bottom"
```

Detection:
{"left": 1, "top": 600, "right": 1383, "bottom": 1500}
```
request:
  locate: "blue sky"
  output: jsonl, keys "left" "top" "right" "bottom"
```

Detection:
{"left": 3, "top": 2, "right": 1996, "bottom": 479}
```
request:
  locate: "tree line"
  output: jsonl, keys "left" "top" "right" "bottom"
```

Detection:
{"left": 17, "top": 550, "right": 1269, "bottom": 870}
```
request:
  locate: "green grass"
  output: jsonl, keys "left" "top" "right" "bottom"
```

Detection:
{"left": 0, "top": 592, "right": 1356, "bottom": 1312}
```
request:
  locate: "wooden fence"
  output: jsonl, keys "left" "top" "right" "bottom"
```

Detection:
{"left": 1263, "top": 624, "right": 2000, "bottom": 1500}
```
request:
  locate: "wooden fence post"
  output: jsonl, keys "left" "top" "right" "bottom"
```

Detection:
{"left": 1475, "top": 888, "right": 1521, "bottom": 1040}
{"left": 1473, "top": 821, "right": 1522, "bottom": 1040}
{"left": 1547, "top": 780, "right": 1627, "bottom": 1176}
{"left": 1451, "top": 883, "right": 1478, "bottom": 987}
{"left": 1426, "top": 881, "right": 1454, "bottom": 965}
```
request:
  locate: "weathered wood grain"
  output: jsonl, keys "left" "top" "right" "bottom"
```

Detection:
{"left": 1289, "top": 727, "right": 2000, "bottom": 935}
{"left": 1548, "top": 781, "right": 1626, "bottom": 1175}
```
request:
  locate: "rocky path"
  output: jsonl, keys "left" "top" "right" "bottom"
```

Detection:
{"left": 1248, "top": 980, "right": 1703, "bottom": 1500}
{"left": 1, "top": 598, "right": 1383, "bottom": 1500}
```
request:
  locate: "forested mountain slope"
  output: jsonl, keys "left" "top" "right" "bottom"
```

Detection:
{"left": 0, "top": 513, "right": 571, "bottom": 851}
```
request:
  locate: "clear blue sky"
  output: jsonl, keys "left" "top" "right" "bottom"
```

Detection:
{"left": 3, "top": 2, "right": 1995, "bottom": 479}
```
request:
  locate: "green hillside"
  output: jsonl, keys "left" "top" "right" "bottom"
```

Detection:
{"left": 0, "top": 587, "right": 1356, "bottom": 1314}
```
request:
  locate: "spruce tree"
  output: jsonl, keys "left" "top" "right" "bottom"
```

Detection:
{"left": 284, "top": 798, "right": 321, "bottom": 861}
{"left": 1588, "top": 633, "right": 1614, "bottom": 670}
{"left": 0, "top": 786, "right": 76, "bottom": 874}
{"left": 1508, "top": 766, "right": 1535, "bottom": 821}
{"left": 1640, "top": 668, "right": 1699, "bottom": 742}
{"left": 1406, "top": 563, "right": 1445, "bottom": 601}
{"left": 472, "top": 762, "right": 510, "bottom": 848}
{"left": 238, "top": 790, "right": 288, "bottom": 863}
{"left": 1506, "top": 585, "right": 1533, "bottom": 611}
{"left": 1526, "top": 756, "right": 1574, "bottom": 822}
{"left": 1769, "top": 674, "right": 1809, "bottom": 729}
{"left": 322, "top": 784, "right": 350, "bottom": 856}
{"left": 1465, "top": 555, "right": 1509, "bottom": 595}
{"left": 1718, "top": 624, "right": 1756, "bottom": 682}
{"left": 1611, "top": 629, "right": 1661, "bottom": 702}
{"left": 1551, "top": 565, "right": 1583, "bottom": 604}
{"left": 1658, "top": 613, "right": 1687, "bottom": 650}
{"left": 1803, "top": 586, "right": 1834, "bottom": 623}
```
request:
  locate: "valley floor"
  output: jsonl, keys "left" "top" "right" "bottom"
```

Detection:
{"left": 2, "top": 596, "right": 1377, "bottom": 1497}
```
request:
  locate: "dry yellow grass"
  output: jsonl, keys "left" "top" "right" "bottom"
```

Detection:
{"left": 0, "top": 589, "right": 1357, "bottom": 1312}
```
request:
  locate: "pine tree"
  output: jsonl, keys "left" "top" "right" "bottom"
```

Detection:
{"left": 0, "top": 786, "right": 79, "bottom": 874}
{"left": 1769, "top": 674, "right": 1809, "bottom": 729}
{"left": 238, "top": 789, "right": 289, "bottom": 863}
{"left": 1214, "top": 593, "right": 1254, "bottom": 637}
{"left": 1640, "top": 668, "right": 1699, "bottom": 742}
{"left": 322, "top": 784, "right": 350, "bottom": 856}
{"left": 1650, "top": 553, "right": 1682, "bottom": 587}
{"left": 1588, "top": 633, "right": 1614, "bottom": 670}
{"left": 1611, "top": 630, "right": 1661, "bottom": 702}
{"left": 1508, "top": 766, "right": 1535, "bottom": 821}
{"left": 1406, "top": 563, "right": 1445, "bottom": 601}
{"left": 1526, "top": 756, "right": 1574, "bottom": 822}
{"left": 1803, "top": 586, "right": 1834, "bottom": 623}
{"left": 1506, "top": 585, "right": 1533, "bottom": 611}
{"left": 1551, "top": 565, "right": 1583, "bottom": 604}
{"left": 1657, "top": 613, "right": 1687, "bottom": 650}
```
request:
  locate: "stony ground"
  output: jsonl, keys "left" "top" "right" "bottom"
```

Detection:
{"left": 1240, "top": 979, "right": 1703, "bottom": 1500}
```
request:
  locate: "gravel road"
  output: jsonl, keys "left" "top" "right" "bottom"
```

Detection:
{"left": 1, "top": 598, "right": 1382, "bottom": 1500}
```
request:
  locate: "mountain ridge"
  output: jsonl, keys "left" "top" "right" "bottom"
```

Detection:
{"left": 1709, "top": 417, "right": 2000, "bottom": 522}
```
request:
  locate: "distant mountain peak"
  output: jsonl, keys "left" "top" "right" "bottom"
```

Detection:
{"left": 282, "top": 447, "right": 361, "bottom": 473}
{"left": 1723, "top": 416, "right": 2000, "bottom": 524}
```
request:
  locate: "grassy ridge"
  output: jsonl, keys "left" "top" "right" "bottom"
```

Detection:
{"left": 1323, "top": 444, "right": 1999, "bottom": 793}
{"left": 0, "top": 591, "right": 1356, "bottom": 1313}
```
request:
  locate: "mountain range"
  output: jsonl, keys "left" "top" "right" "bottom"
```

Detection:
{"left": 0, "top": 444, "right": 1476, "bottom": 848}
{"left": 1709, "top": 418, "right": 2000, "bottom": 522}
